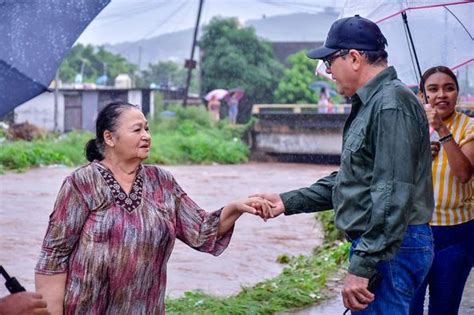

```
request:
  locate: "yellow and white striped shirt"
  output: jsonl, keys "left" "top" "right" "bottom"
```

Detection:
{"left": 431, "top": 111, "right": 474, "bottom": 226}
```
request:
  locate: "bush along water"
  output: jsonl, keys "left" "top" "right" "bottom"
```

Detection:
{"left": 0, "top": 106, "right": 252, "bottom": 172}
{"left": 147, "top": 105, "right": 251, "bottom": 165}
{"left": 165, "top": 211, "right": 350, "bottom": 315}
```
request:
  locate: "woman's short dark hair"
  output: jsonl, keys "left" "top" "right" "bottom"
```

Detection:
{"left": 85, "top": 101, "right": 138, "bottom": 162}
{"left": 420, "top": 66, "right": 459, "bottom": 92}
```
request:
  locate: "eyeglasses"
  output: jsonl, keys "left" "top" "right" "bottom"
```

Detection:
{"left": 323, "top": 50, "right": 349, "bottom": 68}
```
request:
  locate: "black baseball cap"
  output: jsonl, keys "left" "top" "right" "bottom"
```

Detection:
{"left": 307, "top": 15, "right": 387, "bottom": 60}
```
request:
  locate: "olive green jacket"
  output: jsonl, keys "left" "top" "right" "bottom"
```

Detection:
{"left": 281, "top": 66, "right": 434, "bottom": 278}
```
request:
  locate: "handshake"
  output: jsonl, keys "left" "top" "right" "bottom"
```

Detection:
{"left": 228, "top": 193, "right": 285, "bottom": 221}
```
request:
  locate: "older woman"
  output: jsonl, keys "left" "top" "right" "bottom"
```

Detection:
{"left": 410, "top": 66, "right": 474, "bottom": 315}
{"left": 35, "top": 102, "right": 270, "bottom": 314}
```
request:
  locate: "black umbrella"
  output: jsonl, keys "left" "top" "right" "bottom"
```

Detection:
{"left": 0, "top": 0, "right": 110, "bottom": 117}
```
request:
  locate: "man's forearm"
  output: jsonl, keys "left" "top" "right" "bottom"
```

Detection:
{"left": 281, "top": 172, "right": 337, "bottom": 215}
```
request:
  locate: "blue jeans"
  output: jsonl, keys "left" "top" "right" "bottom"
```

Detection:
{"left": 350, "top": 224, "right": 434, "bottom": 315}
{"left": 229, "top": 105, "right": 238, "bottom": 124}
{"left": 410, "top": 220, "right": 474, "bottom": 315}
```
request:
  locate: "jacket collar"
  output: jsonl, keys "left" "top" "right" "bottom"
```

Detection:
{"left": 352, "top": 66, "right": 398, "bottom": 107}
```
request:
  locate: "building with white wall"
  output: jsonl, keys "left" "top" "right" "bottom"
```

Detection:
{"left": 11, "top": 87, "right": 154, "bottom": 133}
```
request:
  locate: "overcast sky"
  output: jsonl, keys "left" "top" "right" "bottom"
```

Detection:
{"left": 77, "top": 0, "right": 345, "bottom": 45}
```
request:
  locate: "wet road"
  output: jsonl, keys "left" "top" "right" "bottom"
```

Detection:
{"left": 0, "top": 163, "right": 336, "bottom": 298}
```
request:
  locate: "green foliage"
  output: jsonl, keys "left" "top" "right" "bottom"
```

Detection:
{"left": 0, "top": 132, "right": 90, "bottom": 171}
{"left": 0, "top": 107, "right": 251, "bottom": 171}
{"left": 59, "top": 43, "right": 138, "bottom": 84}
{"left": 141, "top": 60, "right": 185, "bottom": 87}
{"left": 138, "top": 60, "right": 199, "bottom": 92}
{"left": 276, "top": 254, "right": 291, "bottom": 264}
{"left": 316, "top": 211, "right": 345, "bottom": 243}
{"left": 165, "top": 210, "right": 350, "bottom": 314}
{"left": 152, "top": 92, "right": 165, "bottom": 120}
{"left": 273, "top": 50, "right": 342, "bottom": 105}
{"left": 166, "top": 242, "right": 349, "bottom": 314}
{"left": 199, "top": 17, "right": 284, "bottom": 122}
{"left": 274, "top": 50, "right": 320, "bottom": 104}
{"left": 148, "top": 106, "right": 249, "bottom": 165}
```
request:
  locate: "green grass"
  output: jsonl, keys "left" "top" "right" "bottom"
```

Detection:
{"left": 147, "top": 105, "right": 251, "bottom": 165}
{"left": 0, "top": 106, "right": 252, "bottom": 171}
{"left": 165, "top": 211, "right": 349, "bottom": 315}
{"left": 165, "top": 241, "right": 349, "bottom": 315}
{"left": 0, "top": 132, "right": 90, "bottom": 171}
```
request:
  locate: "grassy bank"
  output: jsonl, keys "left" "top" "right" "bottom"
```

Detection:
{"left": 147, "top": 106, "right": 250, "bottom": 165}
{"left": 166, "top": 211, "right": 349, "bottom": 315}
{"left": 0, "top": 132, "right": 90, "bottom": 172}
{"left": 0, "top": 106, "right": 251, "bottom": 172}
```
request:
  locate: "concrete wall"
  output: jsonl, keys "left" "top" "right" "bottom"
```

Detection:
{"left": 14, "top": 92, "right": 65, "bottom": 132}
{"left": 13, "top": 89, "right": 166, "bottom": 133}
{"left": 128, "top": 90, "right": 142, "bottom": 108}
{"left": 149, "top": 92, "right": 155, "bottom": 118}
{"left": 254, "top": 132, "right": 342, "bottom": 155}
{"left": 82, "top": 92, "right": 99, "bottom": 132}
{"left": 251, "top": 107, "right": 348, "bottom": 157}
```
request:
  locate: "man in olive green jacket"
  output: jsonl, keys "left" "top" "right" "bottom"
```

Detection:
{"left": 256, "top": 15, "right": 434, "bottom": 314}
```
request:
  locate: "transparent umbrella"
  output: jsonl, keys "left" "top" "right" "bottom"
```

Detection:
{"left": 225, "top": 88, "right": 245, "bottom": 102}
{"left": 204, "top": 88, "right": 228, "bottom": 101}
{"left": 309, "top": 81, "right": 338, "bottom": 96}
{"left": 318, "top": 1, "right": 473, "bottom": 88}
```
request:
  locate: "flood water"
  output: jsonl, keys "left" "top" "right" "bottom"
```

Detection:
{"left": 2, "top": 162, "right": 472, "bottom": 315}
{"left": 0, "top": 162, "right": 337, "bottom": 299}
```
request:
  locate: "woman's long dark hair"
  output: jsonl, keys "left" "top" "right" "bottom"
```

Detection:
{"left": 85, "top": 101, "right": 137, "bottom": 162}
{"left": 420, "top": 66, "right": 459, "bottom": 92}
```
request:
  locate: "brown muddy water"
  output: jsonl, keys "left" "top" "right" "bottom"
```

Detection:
{"left": 0, "top": 162, "right": 337, "bottom": 299}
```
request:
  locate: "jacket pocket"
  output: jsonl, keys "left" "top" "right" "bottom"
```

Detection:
{"left": 341, "top": 132, "right": 364, "bottom": 177}
{"left": 345, "top": 131, "right": 364, "bottom": 152}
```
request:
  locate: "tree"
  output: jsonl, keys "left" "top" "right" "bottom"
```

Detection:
{"left": 139, "top": 60, "right": 199, "bottom": 93}
{"left": 199, "top": 17, "right": 284, "bottom": 122}
{"left": 141, "top": 61, "right": 185, "bottom": 88}
{"left": 273, "top": 50, "right": 334, "bottom": 104}
{"left": 59, "top": 44, "right": 138, "bottom": 85}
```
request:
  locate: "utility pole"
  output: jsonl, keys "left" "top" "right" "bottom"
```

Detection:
{"left": 182, "top": 0, "right": 204, "bottom": 107}
{"left": 53, "top": 70, "right": 59, "bottom": 132}
{"left": 138, "top": 45, "right": 142, "bottom": 70}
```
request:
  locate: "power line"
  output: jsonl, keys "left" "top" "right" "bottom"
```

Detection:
{"left": 89, "top": 1, "right": 176, "bottom": 30}
{"left": 116, "top": 1, "right": 190, "bottom": 56}
{"left": 256, "top": 0, "right": 342, "bottom": 13}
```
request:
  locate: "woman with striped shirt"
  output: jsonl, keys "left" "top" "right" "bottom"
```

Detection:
{"left": 410, "top": 66, "right": 474, "bottom": 315}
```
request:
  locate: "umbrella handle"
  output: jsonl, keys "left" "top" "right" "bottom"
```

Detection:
{"left": 401, "top": 11, "right": 428, "bottom": 103}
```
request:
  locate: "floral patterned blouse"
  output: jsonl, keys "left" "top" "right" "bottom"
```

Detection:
{"left": 36, "top": 161, "right": 233, "bottom": 314}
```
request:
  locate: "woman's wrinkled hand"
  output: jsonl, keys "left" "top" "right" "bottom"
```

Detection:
{"left": 231, "top": 197, "right": 275, "bottom": 221}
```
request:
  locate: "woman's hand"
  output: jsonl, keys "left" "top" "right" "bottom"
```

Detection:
{"left": 249, "top": 193, "right": 285, "bottom": 220}
{"left": 431, "top": 141, "right": 441, "bottom": 158}
{"left": 229, "top": 197, "right": 275, "bottom": 220}
{"left": 424, "top": 103, "right": 443, "bottom": 132}
{"left": 424, "top": 103, "right": 451, "bottom": 137}
{"left": 218, "top": 197, "right": 275, "bottom": 236}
